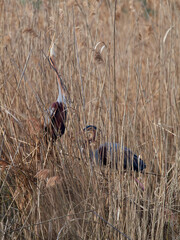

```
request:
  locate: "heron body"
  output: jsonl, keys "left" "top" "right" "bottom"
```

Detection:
{"left": 83, "top": 125, "right": 146, "bottom": 172}
{"left": 45, "top": 101, "right": 67, "bottom": 141}
{"left": 90, "top": 143, "right": 146, "bottom": 172}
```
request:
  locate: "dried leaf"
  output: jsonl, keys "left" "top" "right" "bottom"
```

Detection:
{"left": 35, "top": 169, "right": 50, "bottom": 180}
{"left": 46, "top": 176, "right": 61, "bottom": 187}
{"left": 23, "top": 28, "right": 38, "bottom": 38}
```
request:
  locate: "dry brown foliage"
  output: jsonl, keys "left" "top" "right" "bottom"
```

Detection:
{"left": 0, "top": 0, "right": 180, "bottom": 239}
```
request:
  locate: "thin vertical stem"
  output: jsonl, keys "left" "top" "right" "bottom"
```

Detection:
{"left": 113, "top": 0, "right": 117, "bottom": 139}
{"left": 72, "top": 7, "right": 86, "bottom": 126}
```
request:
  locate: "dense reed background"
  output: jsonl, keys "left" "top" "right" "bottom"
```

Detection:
{"left": 0, "top": 0, "right": 180, "bottom": 239}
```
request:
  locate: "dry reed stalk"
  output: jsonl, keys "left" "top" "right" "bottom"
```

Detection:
{"left": 0, "top": 0, "right": 180, "bottom": 239}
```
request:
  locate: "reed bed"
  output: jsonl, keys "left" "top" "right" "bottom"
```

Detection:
{"left": 0, "top": 0, "right": 180, "bottom": 239}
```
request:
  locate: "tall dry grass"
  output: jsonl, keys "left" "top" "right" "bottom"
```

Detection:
{"left": 0, "top": 0, "right": 180, "bottom": 239}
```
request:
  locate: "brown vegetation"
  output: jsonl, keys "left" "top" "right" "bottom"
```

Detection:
{"left": 0, "top": 0, "right": 180, "bottom": 239}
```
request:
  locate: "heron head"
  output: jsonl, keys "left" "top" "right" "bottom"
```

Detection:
{"left": 83, "top": 125, "right": 97, "bottom": 143}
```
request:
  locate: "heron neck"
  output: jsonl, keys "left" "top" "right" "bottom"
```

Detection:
{"left": 57, "top": 81, "right": 66, "bottom": 104}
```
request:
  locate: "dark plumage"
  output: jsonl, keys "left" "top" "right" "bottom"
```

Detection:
{"left": 83, "top": 125, "right": 97, "bottom": 131}
{"left": 90, "top": 143, "right": 146, "bottom": 172}
{"left": 83, "top": 125, "right": 146, "bottom": 172}
{"left": 45, "top": 102, "right": 67, "bottom": 141}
